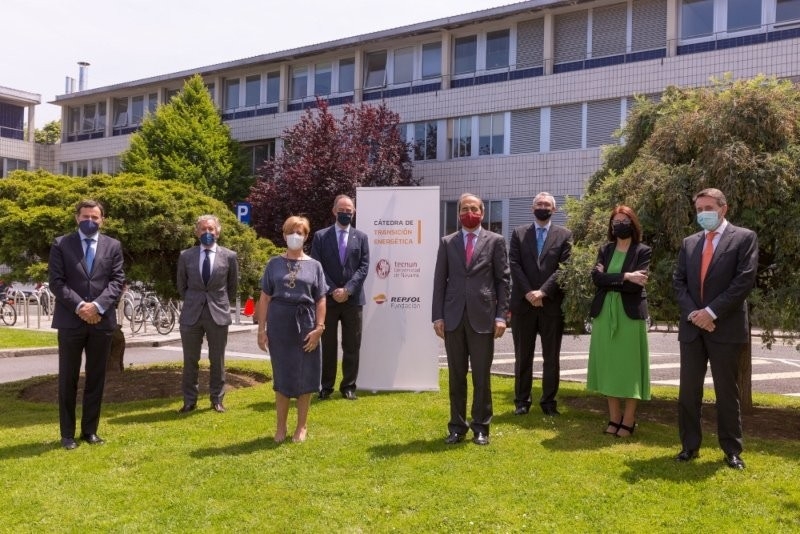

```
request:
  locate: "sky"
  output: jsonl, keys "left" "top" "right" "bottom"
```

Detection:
{"left": 5, "top": 0, "right": 516, "bottom": 125}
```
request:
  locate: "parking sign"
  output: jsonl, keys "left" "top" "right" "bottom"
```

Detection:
{"left": 235, "top": 202, "right": 251, "bottom": 225}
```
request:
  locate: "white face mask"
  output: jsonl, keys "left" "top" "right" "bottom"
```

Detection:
{"left": 285, "top": 233, "right": 305, "bottom": 251}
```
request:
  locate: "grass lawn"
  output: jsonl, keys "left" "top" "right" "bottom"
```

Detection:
{"left": 0, "top": 327, "right": 57, "bottom": 349}
{"left": 1, "top": 361, "right": 798, "bottom": 532}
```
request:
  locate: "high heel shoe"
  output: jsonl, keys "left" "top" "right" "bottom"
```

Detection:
{"left": 615, "top": 421, "right": 636, "bottom": 438}
{"left": 604, "top": 418, "right": 623, "bottom": 435}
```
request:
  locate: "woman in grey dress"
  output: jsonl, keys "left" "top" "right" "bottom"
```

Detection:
{"left": 256, "top": 216, "right": 327, "bottom": 443}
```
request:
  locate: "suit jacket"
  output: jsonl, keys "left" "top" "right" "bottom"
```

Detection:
{"left": 177, "top": 245, "right": 239, "bottom": 326}
{"left": 509, "top": 223, "right": 572, "bottom": 315}
{"left": 589, "top": 241, "right": 651, "bottom": 320}
{"left": 310, "top": 224, "right": 370, "bottom": 306}
{"left": 673, "top": 223, "right": 758, "bottom": 344}
{"left": 49, "top": 232, "right": 125, "bottom": 330}
{"left": 432, "top": 229, "right": 511, "bottom": 334}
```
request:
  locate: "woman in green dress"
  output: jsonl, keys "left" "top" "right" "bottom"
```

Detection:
{"left": 586, "top": 205, "right": 651, "bottom": 437}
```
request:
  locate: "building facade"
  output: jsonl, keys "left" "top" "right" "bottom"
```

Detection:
{"left": 49, "top": 0, "right": 800, "bottom": 237}
{"left": 0, "top": 86, "right": 39, "bottom": 178}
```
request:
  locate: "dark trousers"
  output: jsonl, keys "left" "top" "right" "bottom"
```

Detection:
{"left": 444, "top": 316, "right": 494, "bottom": 435}
{"left": 321, "top": 302, "right": 362, "bottom": 393}
{"left": 180, "top": 305, "right": 228, "bottom": 405}
{"left": 58, "top": 325, "right": 113, "bottom": 438}
{"left": 512, "top": 310, "right": 564, "bottom": 411}
{"left": 678, "top": 335, "right": 744, "bottom": 455}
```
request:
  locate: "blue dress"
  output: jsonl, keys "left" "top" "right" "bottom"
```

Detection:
{"left": 262, "top": 256, "right": 327, "bottom": 398}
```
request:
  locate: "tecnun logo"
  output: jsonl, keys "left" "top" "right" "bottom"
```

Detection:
{"left": 375, "top": 259, "right": 390, "bottom": 279}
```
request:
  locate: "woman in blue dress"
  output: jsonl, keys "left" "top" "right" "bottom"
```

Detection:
{"left": 256, "top": 216, "right": 327, "bottom": 443}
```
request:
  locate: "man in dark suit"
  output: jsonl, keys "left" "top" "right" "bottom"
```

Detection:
{"left": 310, "top": 194, "right": 370, "bottom": 400}
{"left": 673, "top": 188, "right": 758, "bottom": 470}
{"left": 509, "top": 192, "right": 572, "bottom": 416}
{"left": 432, "top": 193, "right": 510, "bottom": 446}
{"left": 50, "top": 199, "right": 125, "bottom": 450}
{"left": 177, "top": 214, "right": 239, "bottom": 413}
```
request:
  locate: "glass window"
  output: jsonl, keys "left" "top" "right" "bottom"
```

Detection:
{"left": 68, "top": 106, "right": 80, "bottom": 134}
{"left": 113, "top": 98, "right": 128, "bottom": 128}
{"left": 393, "top": 47, "right": 414, "bottom": 84}
{"left": 244, "top": 140, "right": 276, "bottom": 174}
{"left": 224, "top": 79, "right": 240, "bottom": 110}
{"left": 82, "top": 104, "right": 96, "bottom": 132}
{"left": 97, "top": 102, "right": 106, "bottom": 129}
{"left": 76, "top": 160, "right": 89, "bottom": 177}
{"left": 479, "top": 113, "right": 505, "bottom": 156}
{"left": 147, "top": 93, "right": 158, "bottom": 114}
{"left": 245, "top": 75, "right": 261, "bottom": 107}
{"left": 422, "top": 42, "right": 442, "bottom": 79}
{"left": 454, "top": 35, "right": 477, "bottom": 74}
{"left": 484, "top": 200, "right": 503, "bottom": 234}
{"left": 442, "top": 201, "right": 458, "bottom": 235}
{"left": 450, "top": 117, "right": 472, "bottom": 158}
{"left": 205, "top": 83, "right": 215, "bottom": 103}
{"left": 266, "top": 72, "right": 280, "bottom": 104}
{"left": 486, "top": 30, "right": 510, "bottom": 70}
{"left": 131, "top": 96, "right": 145, "bottom": 125}
{"left": 681, "top": 0, "right": 714, "bottom": 39}
{"left": 90, "top": 158, "right": 104, "bottom": 175}
{"left": 413, "top": 122, "right": 437, "bottom": 161}
{"left": 365, "top": 51, "right": 387, "bottom": 88}
{"left": 728, "top": 0, "right": 761, "bottom": 31}
{"left": 777, "top": 0, "right": 800, "bottom": 22}
{"left": 339, "top": 58, "right": 355, "bottom": 93}
{"left": 315, "top": 63, "right": 332, "bottom": 96}
{"left": 291, "top": 66, "right": 308, "bottom": 100}
{"left": 165, "top": 88, "right": 180, "bottom": 102}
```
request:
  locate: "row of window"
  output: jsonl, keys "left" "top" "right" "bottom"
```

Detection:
{"left": 1, "top": 158, "right": 28, "bottom": 178}
{"left": 682, "top": 0, "right": 800, "bottom": 40}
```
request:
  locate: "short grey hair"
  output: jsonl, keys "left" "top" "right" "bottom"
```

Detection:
{"left": 533, "top": 192, "right": 557, "bottom": 210}
{"left": 195, "top": 214, "right": 221, "bottom": 232}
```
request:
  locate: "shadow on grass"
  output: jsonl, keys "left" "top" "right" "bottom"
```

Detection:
{"left": 190, "top": 435, "right": 280, "bottom": 457}
{"left": 367, "top": 436, "right": 471, "bottom": 458}
{"left": 622, "top": 455, "right": 724, "bottom": 482}
{"left": 0, "top": 440, "right": 59, "bottom": 460}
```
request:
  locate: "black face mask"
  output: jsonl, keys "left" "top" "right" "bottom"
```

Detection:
{"left": 533, "top": 209, "right": 552, "bottom": 222}
{"left": 612, "top": 221, "right": 633, "bottom": 239}
{"left": 337, "top": 212, "right": 353, "bottom": 226}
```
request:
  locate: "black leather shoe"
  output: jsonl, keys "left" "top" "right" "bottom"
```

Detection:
{"left": 212, "top": 403, "right": 226, "bottom": 413}
{"left": 444, "top": 432, "right": 465, "bottom": 444}
{"left": 342, "top": 390, "right": 358, "bottom": 400}
{"left": 675, "top": 449, "right": 699, "bottom": 462}
{"left": 542, "top": 407, "right": 561, "bottom": 416}
{"left": 513, "top": 406, "right": 529, "bottom": 415}
{"left": 178, "top": 403, "right": 196, "bottom": 413}
{"left": 724, "top": 453, "right": 745, "bottom": 470}
{"left": 61, "top": 437, "right": 78, "bottom": 450}
{"left": 80, "top": 433, "right": 105, "bottom": 445}
{"left": 318, "top": 389, "right": 333, "bottom": 400}
{"left": 472, "top": 432, "right": 490, "bottom": 446}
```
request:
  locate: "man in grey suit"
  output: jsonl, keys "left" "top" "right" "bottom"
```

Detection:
{"left": 510, "top": 192, "right": 572, "bottom": 416}
{"left": 50, "top": 199, "right": 125, "bottom": 450}
{"left": 432, "top": 193, "right": 510, "bottom": 446}
{"left": 673, "top": 188, "right": 758, "bottom": 470}
{"left": 177, "top": 214, "right": 239, "bottom": 413}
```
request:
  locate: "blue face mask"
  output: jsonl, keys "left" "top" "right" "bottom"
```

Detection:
{"left": 79, "top": 219, "right": 99, "bottom": 236}
{"left": 199, "top": 232, "right": 216, "bottom": 246}
{"left": 696, "top": 211, "right": 720, "bottom": 231}
{"left": 337, "top": 212, "right": 353, "bottom": 227}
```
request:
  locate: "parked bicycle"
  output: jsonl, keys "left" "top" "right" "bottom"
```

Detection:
{"left": 131, "top": 286, "right": 179, "bottom": 335}
{"left": 1, "top": 291, "right": 17, "bottom": 326}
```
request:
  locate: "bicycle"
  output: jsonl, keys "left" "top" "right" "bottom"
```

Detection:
{"left": 131, "top": 288, "right": 178, "bottom": 335}
{"left": 1, "top": 293, "right": 17, "bottom": 326}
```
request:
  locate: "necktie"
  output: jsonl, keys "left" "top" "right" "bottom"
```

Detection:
{"left": 339, "top": 230, "right": 347, "bottom": 265}
{"left": 700, "top": 231, "right": 717, "bottom": 300}
{"left": 465, "top": 232, "right": 475, "bottom": 266}
{"left": 202, "top": 249, "right": 211, "bottom": 285}
{"left": 84, "top": 238, "right": 95, "bottom": 273}
{"left": 537, "top": 227, "right": 546, "bottom": 256}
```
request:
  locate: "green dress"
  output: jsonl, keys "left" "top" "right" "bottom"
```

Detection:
{"left": 586, "top": 249, "right": 650, "bottom": 400}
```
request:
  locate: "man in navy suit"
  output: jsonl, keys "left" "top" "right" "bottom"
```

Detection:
{"left": 509, "top": 192, "right": 572, "bottom": 416}
{"left": 432, "top": 193, "right": 510, "bottom": 446}
{"left": 673, "top": 188, "right": 758, "bottom": 470}
{"left": 49, "top": 199, "right": 125, "bottom": 450}
{"left": 310, "top": 194, "right": 370, "bottom": 400}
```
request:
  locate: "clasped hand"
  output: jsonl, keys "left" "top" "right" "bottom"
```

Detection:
{"left": 688, "top": 309, "right": 716, "bottom": 332}
{"left": 77, "top": 302, "right": 100, "bottom": 324}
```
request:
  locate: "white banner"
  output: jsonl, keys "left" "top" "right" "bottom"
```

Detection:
{"left": 356, "top": 186, "right": 440, "bottom": 391}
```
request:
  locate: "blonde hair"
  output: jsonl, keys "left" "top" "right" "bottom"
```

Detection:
{"left": 282, "top": 216, "right": 311, "bottom": 236}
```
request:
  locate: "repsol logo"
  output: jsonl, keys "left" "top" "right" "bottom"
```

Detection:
{"left": 390, "top": 296, "right": 421, "bottom": 303}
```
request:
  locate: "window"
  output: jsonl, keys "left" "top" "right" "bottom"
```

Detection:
{"left": 205, "top": 83, "right": 215, "bottom": 103}
{"left": 97, "top": 102, "right": 106, "bottom": 129}
{"left": 113, "top": 99, "right": 128, "bottom": 128}
{"left": 681, "top": 0, "right": 714, "bottom": 38}
{"left": 224, "top": 79, "right": 240, "bottom": 110}
{"left": 147, "top": 93, "right": 157, "bottom": 114}
{"left": 454, "top": 35, "right": 477, "bottom": 74}
{"left": 2, "top": 158, "right": 28, "bottom": 178}
{"left": 90, "top": 158, "right": 104, "bottom": 175}
{"left": 131, "top": 96, "right": 144, "bottom": 125}
{"left": 728, "top": 0, "right": 761, "bottom": 31}
{"left": 450, "top": 117, "right": 472, "bottom": 158}
{"left": 82, "top": 104, "right": 96, "bottom": 132}
{"left": 339, "top": 58, "right": 355, "bottom": 93}
{"left": 421, "top": 42, "right": 442, "bottom": 78}
{"left": 67, "top": 106, "right": 80, "bottom": 135}
{"left": 365, "top": 51, "right": 387, "bottom": 88}
{"left": 165, "top": 88, "right": 180, "bottom": 102}
{"left": 484, "top": 200, "right": 503, "bottom": 234}
{"left": 315, "top": 63, "right": 332, "bottom": 96}
{"left": 266, "top": 71, "right": 280, "bottom": 104}
{"left": 291, "top": 66, "right": 308, "bottom": 100}
{"left": 479, "top": 114, "right": 505, "bottom": 156}
{"left": 485, "top": 30, "right": 510, "bottom": 70}
{"left": 412, "top": 122, "right": 437, "bottom": 161}
{"left": 76, "top": 160, "right": 89, "bottom": 177}
{"left": 245, "top": 75, "right": 261, "bottom": 107}
{"left": 243, "top": 140, "right": 276, "bottom": 174}
{"left": 393, "top": 47, "right": 414, "bottom": 84}
{"left": 777, "top": 0, "right": 800, "bottom": 22}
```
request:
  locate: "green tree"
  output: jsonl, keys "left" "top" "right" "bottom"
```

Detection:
{"left": 35, "top": 120, "right": 61, "bottom": 144}
{"left": 0, "top": 170, "right": 280, "bottom": 299}
{"left": 121, "top": 74, "right": 252, "bottom": 205}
